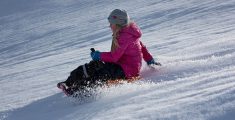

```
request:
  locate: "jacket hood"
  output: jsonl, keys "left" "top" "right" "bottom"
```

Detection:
{"left": 120, "top": 22, "right": 142, "bottom": 38}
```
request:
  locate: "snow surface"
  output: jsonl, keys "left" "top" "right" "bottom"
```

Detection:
{"left": 0, "top": 0, "right": 235, "bottom": 120}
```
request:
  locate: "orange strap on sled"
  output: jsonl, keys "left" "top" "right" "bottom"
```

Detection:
{"left": 106, "top": 76, "right": 141, "bottom": 86}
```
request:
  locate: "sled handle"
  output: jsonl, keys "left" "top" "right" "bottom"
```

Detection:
{"left": 90, "top": 48, "right": 95, "bottom": 52}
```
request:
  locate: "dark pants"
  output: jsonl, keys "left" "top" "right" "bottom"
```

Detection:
{"left": 64, "top": 61, "right": 125, "bottom": 88}
{"left": 92, "top": 62, "right": 125, "bottom": 81}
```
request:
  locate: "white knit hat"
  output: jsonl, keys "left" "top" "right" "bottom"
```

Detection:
{"left": 108, "top": 9, "right": 130, "bottom": 26}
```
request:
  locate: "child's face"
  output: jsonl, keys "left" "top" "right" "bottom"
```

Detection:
{"left": 110, "top": 24, "right": 116, "bottom": 33}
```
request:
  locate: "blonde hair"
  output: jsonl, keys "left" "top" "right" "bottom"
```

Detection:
{"left": 111, "top": 24, "right": 122, "bottom": 52}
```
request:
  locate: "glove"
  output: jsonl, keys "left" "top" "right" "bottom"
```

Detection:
{"left": 147, "top": 59, "right": 162, "bottom": 66}
{"left": 90, "top": 51, "right": 101, "bottom": 61}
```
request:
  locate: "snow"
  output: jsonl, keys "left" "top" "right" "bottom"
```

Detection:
{"left": 0, "top": 0, "right": 235, "bottom": 120}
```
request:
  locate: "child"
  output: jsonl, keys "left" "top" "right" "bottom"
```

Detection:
{"left": 91, "top": 9, "right": 161, "bottom": 79}
{"left": 58, "top": 9, "right": 161, "bottom": 96}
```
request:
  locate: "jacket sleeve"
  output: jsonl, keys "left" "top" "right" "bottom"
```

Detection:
{"left": 100, "top": 36, "right": 129, "bottom": 63}
{"left": 140, "top": 41, "right": 153, "bottom": 62}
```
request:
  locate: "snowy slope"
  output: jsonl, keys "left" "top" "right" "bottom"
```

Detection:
{"left": 0, "top": 0, "right": 235, "bottom": 120}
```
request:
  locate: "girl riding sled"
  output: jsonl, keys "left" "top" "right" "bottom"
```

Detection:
{"left": 57, "top": 9, "right": 161, "bottom": 96}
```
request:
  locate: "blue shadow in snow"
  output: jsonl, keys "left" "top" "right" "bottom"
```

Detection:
{"left": 5, "top": 93, "right": 79, "bottom": 120}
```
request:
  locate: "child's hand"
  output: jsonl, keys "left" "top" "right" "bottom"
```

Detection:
{"left": 90, "top": 51, "right": 101, "bottom": 61}
{"left": 147, "top": 59, "right": 162, "bottom": 66}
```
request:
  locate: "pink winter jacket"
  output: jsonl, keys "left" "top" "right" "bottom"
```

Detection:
{"left": 100, "top": 23, "right": 153, "bottom": 78}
